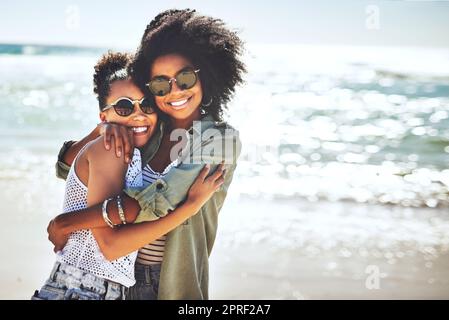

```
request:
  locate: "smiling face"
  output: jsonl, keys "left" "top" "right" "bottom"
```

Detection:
{"left": 100, "top": 79, "right": 157, "bottom": 147}
{"left": 150, "top": 53, "right": 203, "bottom": 123}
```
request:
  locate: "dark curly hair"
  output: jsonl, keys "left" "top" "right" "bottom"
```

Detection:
{"left": 130, "top": 9, "right": 246, "bottom": 121}
{"left": 93, "top": 51, "right": 133, "bottom": 110}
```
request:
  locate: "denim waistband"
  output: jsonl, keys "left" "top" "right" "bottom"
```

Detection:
{"left": 133, "top": 262, "right": 161, "bottom": 286}
{"left": 49, "top": 262, "right": 124, "bottom": 296}
{"left": 134, "top": 262, "right": 162, "bottom": 272}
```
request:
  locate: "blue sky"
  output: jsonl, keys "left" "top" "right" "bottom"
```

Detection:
{"left": 1, "top": 0, "right": 448, "bottom": 49}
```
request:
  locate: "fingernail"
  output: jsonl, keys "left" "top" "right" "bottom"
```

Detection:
{"left": 106, "top": 144, "right": 110, "bottom": 150}
{"left": 125, "top": 157, "right": 130, "bottom": 163}
{"left": 117, "top": 151, "right": 122, "bottom": 157}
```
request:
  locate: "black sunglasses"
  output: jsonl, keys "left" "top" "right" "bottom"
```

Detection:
{"left": 146, "top": 68, "right": 200, "bottom": 96}
{"left": 102, "top": 97, "right": 155, "bottom": 117}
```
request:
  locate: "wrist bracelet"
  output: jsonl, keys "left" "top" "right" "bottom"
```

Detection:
{"left": 102, "top": 198, "right": 115, "bottom": 229}
{"left": 116, "top": 195, "right": 126, "bottom": 225}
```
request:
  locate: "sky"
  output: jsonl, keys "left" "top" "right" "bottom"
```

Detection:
{"left": 0, "top": 0, "right": 448, "bottom": 49}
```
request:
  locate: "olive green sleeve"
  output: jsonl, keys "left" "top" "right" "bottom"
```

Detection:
{"left": 55, "top": 140, "right": 76, "bottom": 180}
{"left": 126, "top": 128, "right": 242, "bottom": 223}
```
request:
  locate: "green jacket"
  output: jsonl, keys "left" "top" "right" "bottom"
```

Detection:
{"left": 55, "top": 115, "right": 242, "bottom": 299}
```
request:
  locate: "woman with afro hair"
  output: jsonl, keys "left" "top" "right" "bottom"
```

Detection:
{"left": 50, "top": 9, "right": 245, "bottom": 300}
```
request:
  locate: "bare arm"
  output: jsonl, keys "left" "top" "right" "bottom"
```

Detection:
{"left": 85, "top": 138, "right": 128, "bottom": 206}
{"left": 83, "top": 137, "right": 131, "bottom": 258}
{"left": 49, "top": 136, "right": 132, "bottom": 251}
{"left": 63, "top": 125, "right": 102, "bottom": 167}
{"left": 47, "top": 189, "right": 143, "bottom": 251}
{"left": 56, "top": 123, "right": 135, "bottom": 180}
{"left": 94, "top": 163, "right": 223, "bottom": 261}
{"left": 92, "top": 197, "right": 203, "bottom": 261}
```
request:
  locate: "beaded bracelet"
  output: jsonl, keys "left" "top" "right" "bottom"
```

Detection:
{"left": 116, "top": 195, "right": 126, "bottom": 225}
{"left": 102, "top": 198, "right": 115, "bottom": 229}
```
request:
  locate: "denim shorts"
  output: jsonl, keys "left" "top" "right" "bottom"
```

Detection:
{"left": 31, "top": 262, "right": 126, "bottom": 300}
{"left": 126, "top": 263, "right": 161, "bottom": 300}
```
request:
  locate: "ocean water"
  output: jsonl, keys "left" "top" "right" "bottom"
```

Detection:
{"left": 234, "top": 44, "right": 449, "bottom": 208}
{"left": 1, "top": 43, "right": 448, "bottom": 209}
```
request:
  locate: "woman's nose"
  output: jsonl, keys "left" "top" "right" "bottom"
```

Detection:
{"left": 170, "top": 79, "right": 183, "bottom": 93}
{"left": 132, "top": 104, "right": 146, "bottom": 120}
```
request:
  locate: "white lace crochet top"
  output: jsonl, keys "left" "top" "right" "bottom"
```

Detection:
{"left": 56, "top": 146, "right": 143, "bottom": 287}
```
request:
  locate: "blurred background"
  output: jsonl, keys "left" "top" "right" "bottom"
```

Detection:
{"left": 1, "top": 0, "right": 449, "bottom": 299}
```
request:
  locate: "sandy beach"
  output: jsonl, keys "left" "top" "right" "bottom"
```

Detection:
{"left": 209, "top": 196, "right": 449, "bottom": 299}
{"left": 2, "top": 178, "right": 448, "bottom": 299}
{"left": 210, "top": 237, "right": 449, "bottom": 300}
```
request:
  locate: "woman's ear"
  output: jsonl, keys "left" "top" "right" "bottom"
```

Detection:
{"left": 99, "top": 112, "right": 107, "bottom": 122}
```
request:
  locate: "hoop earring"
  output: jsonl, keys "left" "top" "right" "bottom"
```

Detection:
{"left": 202, "top": 97, "right": 213, "bottom": 108}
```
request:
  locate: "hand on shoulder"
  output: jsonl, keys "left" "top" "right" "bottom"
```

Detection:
{"left": 86, "top": 136, "right": 129, "bottom": 169}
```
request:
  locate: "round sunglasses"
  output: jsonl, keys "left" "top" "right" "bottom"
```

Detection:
{"left": 146, "top": 68, "right": 200, "bottom": 96}
{"left": 102, "top": 97, "right": 155, "bottom": 117}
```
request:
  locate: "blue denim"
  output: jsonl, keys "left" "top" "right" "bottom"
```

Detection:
{"left": 31, "top": 262, "right": 126, "bottom": 300}
{"left": 126, "top": 263, "right": 161, "bottom": 300}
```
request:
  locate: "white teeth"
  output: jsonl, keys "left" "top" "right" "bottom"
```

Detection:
{"left": 132, "top": 126, "right": 148, "bottom": 133}
{"left": 169, "top": 99, "right": 188, "bottom": 107}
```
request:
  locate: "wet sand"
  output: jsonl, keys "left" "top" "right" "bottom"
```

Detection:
{"left": 209, "top": 196, "right": 449, "bottom": 299}
{"left": 209, "top": 243, "right": 449, "bottom": 299}
{"left": 2, "top": 186, "right": 449, "bottom": 299}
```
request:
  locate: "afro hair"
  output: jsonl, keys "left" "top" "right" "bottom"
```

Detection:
{"left": 130, "top": 9, "right": 246, "bottom": 121}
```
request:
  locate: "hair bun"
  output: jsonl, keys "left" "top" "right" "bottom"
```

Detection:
{"left": 93, "top": 51, "right": 133, "bottom": 108}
